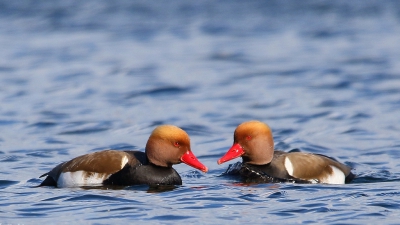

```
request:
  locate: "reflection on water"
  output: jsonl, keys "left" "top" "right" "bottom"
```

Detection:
{"left": 1, "top": 0, "right": 400, "bottom": 224}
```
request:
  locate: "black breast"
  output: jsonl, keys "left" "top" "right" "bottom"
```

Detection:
{"left": 103, "top": 151, "right": 182, "bottom": 186}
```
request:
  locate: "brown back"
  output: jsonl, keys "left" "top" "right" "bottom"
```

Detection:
{"left": 287, "top": 152, "right": 351, "bottom": 180}
{"left": 61, "top": 150, "right": 136, "bottom": 174}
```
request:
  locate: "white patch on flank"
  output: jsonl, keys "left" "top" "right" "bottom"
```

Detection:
{"left": 320, "top": 166, "right": 345, "bottom": 184}
{"left": 309, "top": 179, "right": 319, "bottom": 184}
{"left": 284, "top": 157, "right": 294, "bottom": 176}
{"left": 121, "top": 156, "right": 129, "bottom": 169}
{"left": 57, "top": 171, "right": 111, "bottom": 188}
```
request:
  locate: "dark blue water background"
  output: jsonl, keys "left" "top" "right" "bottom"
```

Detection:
{"left": 1, "top": 0, "right": 400, "bottom": 224}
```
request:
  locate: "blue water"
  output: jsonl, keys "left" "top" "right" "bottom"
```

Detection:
{"left": 1, "top": 0, "right": 400, "bottom": 224}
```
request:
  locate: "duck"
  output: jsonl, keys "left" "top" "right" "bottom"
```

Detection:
{"left": 39, "top": 125, "right": 208, "bottom": 188}
{"left": 217, "top": 120, "right": 354, "bottom": 184}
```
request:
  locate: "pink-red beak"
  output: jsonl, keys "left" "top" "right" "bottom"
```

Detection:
{"left": 181, "top": 151, "right": 208, "bottom": 173}
{"left": 217, "top": 143, "right": 245, "bottom": 165}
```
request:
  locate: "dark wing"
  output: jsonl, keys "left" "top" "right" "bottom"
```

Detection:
{"left": 39, "top": 162, "right": 67, "bottom": 186}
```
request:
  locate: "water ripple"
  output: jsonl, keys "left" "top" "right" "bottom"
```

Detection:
{"left": 58, "top": 122, "right": 111, "bottom": 135}
{"left": 0, "top": 180, "right": 19, "bottom": 189}
{"left": 65, "top": 194, "right": 140, "bottom": 203}
{"left": 125, "top": 86, "right": 191, "bottom": 99}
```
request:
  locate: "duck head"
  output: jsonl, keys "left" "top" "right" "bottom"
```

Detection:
{"left": 146, "top": 125, "right": 208, "bottom": 172}
{"left": 218, "top": 121, "right": 274, "bottom": 165}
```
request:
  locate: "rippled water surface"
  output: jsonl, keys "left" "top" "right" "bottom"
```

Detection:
{"left": 1, "top": 0, "right": 400, "bottom": 224}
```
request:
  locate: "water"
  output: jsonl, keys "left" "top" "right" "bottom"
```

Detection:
{"left": 1, "top": 0, "right": 400, "bottom": 224}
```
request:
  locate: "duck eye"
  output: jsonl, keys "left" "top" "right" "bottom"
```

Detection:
{"left": 174, "top": 142, "right": 180, "bottom": 147}
{"left": 246, "top": 135, "right": 252, "bottom": 141}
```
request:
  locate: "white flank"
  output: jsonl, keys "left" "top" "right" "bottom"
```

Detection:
{"left": 320, "top": 166, "right": 345, "bottom": 184}
{"left": 309, "top": 179, "right": 319, "bottom": 184}
{"left": 284, "top": 157, "right": 294, "bottom": 176}
{"left": 57, "top": 171, "right": 110, "bottom": 188}
{"left": 121, "top": 156, "right": 129, "bottom": 169}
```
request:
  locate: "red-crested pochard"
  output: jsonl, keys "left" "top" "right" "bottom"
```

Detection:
{"left": 217, "top": 121, "right": 354, "bottom": 184}
{"left": 39, "top": 125, "right": 208, "bottom": 187}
